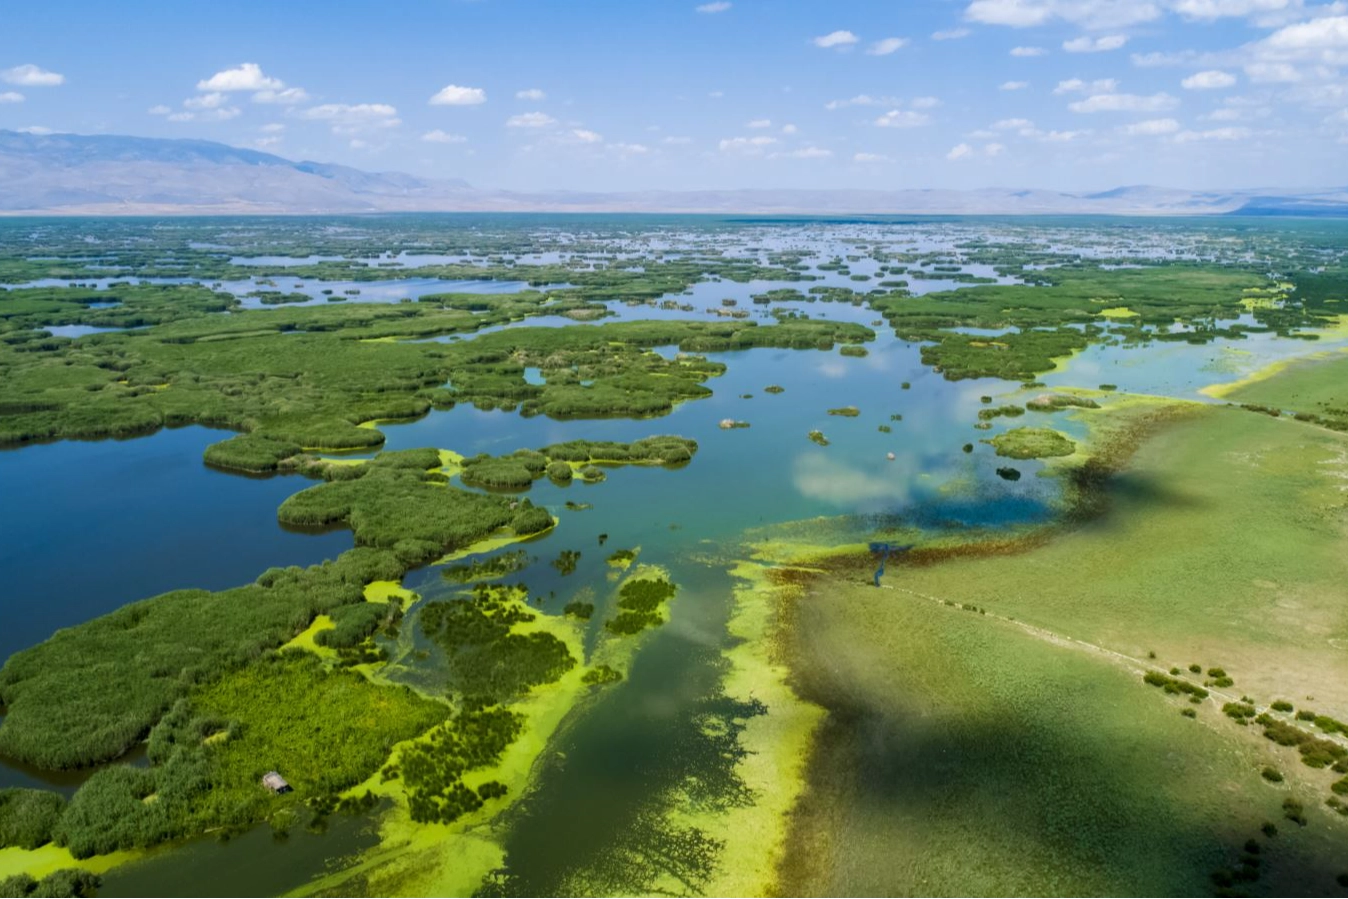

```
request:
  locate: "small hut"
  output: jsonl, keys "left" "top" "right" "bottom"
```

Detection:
{"left": 261, "top": 771, "right": 293, "bottom": 794}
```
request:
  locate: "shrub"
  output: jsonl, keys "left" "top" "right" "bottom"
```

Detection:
{"left": 1261, "top": 767, "right": 1284, "bottom": 783}
{"left": 1271, "top": 700, "right": 1294, "bottom": 712}
{"left": 0, "top": 788, "right": 65, "bottom": 849}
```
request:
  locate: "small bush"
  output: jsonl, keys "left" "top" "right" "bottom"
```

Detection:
{"left": 1261, "top": 767, "right": 1284, "bottom": 783}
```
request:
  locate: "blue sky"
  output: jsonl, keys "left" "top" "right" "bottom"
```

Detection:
{"left": 2, "top": 0, "right": 1346, "bottom": 191}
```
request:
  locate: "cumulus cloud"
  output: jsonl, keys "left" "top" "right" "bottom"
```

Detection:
{"left": 301, "top": 103, "right": 401, "bottom": 132}
{"left": 1174, "top": 125, "right": 1253, "bottom": 141}
{"left": 813, "top": 30, "right": 860, "bottom": 49}
{"left": 1183, "top": 69, "right": 1238, "bottom": 89}
{"left": 1122, "top": 117, "right": 1181, "bottom": 134}
{"left": 422, "top": 129, "right": 467, "bottom": 143}
{"left": 197, "top": 63, "right": 281, "bottom": 92}
{"left": 1053, "top": 77, "right": 1118, "bottom": 93}
{"left": 515, "top": 88, "right": 545, "bottom": 100}
{"left": 1063, "top": 34, "right": 1127, "bottom": 52}
{"left": 0, "top": 91, "right": 23, "bottom": 103}
{"left": 663, "top": 135, "right": 693, "bottom": 144}
{"left": 1010, "top": 46, "right": 1047, "bottom": 56}
{"left": 777, "top": 146, "right": 833, "bottom": 158}
{"left": 253, "top": 87, "right": 309, "bottom": 104}
{"left": 933, "top": 27, "right": 972, "bottom": 39}
{"left": 506, "top": 111, "right": 556, "bottom": 128}
{"left": 912, "top": 96, "right": 942, "bottom": 108}
{"left": 260, "top": 123, "right": 285, "bottom": 133}
{"left": 825, "top": 94, "right": 902, "bottom": 109}
{"left": 184, "top": 92, "right": 229, "bottom": 110}
{"left": 854, "top": 151, "right": 892, "bottom": 161}
{"left": 571, "top": 128, "right": 603, "bottom": 143}
{"left": 964, "top": 0, "right": 1162, "bottom": 29}
{"left": 696, "top": 1, "right": 731, "bottom": 11}
{"left": 781, "top": 123, "right": 799, "bottom": 134}
{"left": 1000, "top": 80, "right": 1030, "bottom": 90}
{"left": 747, "top": 118, "right": 772, "bottom": 128}
{"left": 868, "top": 37, "right": 910, "bottom": 55}
{"left": 875, "top": 109, "right": 930, "bottom": 127}
{"left": 431, "top": 84, "right": 487, "bottom": 106}
{"left": 946, "top": 142, "right": 974, "bottom": 159}
{"left": 719, "top": 135, "right": 778, "bottom": 153}
{"left": 992, "top": 117, "right": 1036, "bottom": 129}
{"left": 1069, "top": 91, "right": 1179, "bottom": 112}
{"left": 1173, "top": 0, "right": 1295, "bottom": 20}
{"left": 1, "top": 64, "right": 64, "bottom": 87}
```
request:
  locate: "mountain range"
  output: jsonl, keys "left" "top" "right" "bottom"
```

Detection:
{"left": 3, "top": 129, "right": 1346, "bottom": 217}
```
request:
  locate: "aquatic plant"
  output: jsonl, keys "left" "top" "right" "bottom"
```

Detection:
{"left": 0, "top": 788, "right": 65, "bottom": 850}
{"left": 987, "top": 427, "right": 1076, "bottom": 459}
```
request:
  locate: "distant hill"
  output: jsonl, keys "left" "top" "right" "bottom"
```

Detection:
{"left": 2, "top": 130, "right": 1346, "bottom": 217}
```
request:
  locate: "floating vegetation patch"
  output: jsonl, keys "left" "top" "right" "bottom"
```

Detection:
{"left": 605, "top": 576, "right": 678, "bottom": 636}
{"left": 418, "top": 584, "right": 576, "bottom": 702}
{"left": 986, "top": 427, "right": 1076, "bottom": 459}
{"left": 442, "top": 550, "right": 532, "bottom": 584}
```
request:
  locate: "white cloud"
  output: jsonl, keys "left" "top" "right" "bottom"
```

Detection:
{"left": 1173, "top": 0, "right": 1293, "bottom": 20}
{"left": 422, "top": 129, "right": 468, "bottom": 143}
{"left": 516, "top": 88, "right": 546, "bottom": 100}
{"left": 260, "top": 122, "right": 285, "bottom": 133}
{"left": 947, "top": 142, "right": 974, "bottom": 159}
{"left": 825, "top": 94, "right": 902, "bottom": 109}
{"left": 854, "top": 151, "right": 892, "bottom": 161}
{"left": 167, "top": 112, "right": 194, "bottom": 122}
{"left": 1122, "top": 117, "right": 1181, "bottom": 134}
{"left": 992, "top": 116, "right": 1036, "bottom": 129}
{"left": 813, "top": 30, "right": 860, "bottom": 49}
{"left": 696, "top": 1, "right": 732, "bottom": 11}
{"left": 1243, "top": 61, "right": 1302, "bottom": 82}
{"left": 747, "top": 118, "right": 772, "bottom": 128}
{"left": 17, "top": 125, "right": 53, "bottom": 134}
{"left": 571, "top": 128, "right": 603, "bottom": 143}
{"left": 719, "top": 135, "right": 779, "bottom": 153}
{"left": 1068, "top": 91, "right": 1179, "bottom": 111}
{"left": 254, "top": 136, "right": 281, "bottom": 149}
{"left": 777, "top": 146, "right": 833, "bottom": 159}
{"left": 781, "top": 123, "right": 799, "bottom": 134}
{"left": 868, "top": 37, "right": 910, "bottom": 55}
{"left": 1, "top": 65, "right": 64, "bottom": 87}
{"left": 1063, "top": 34, "right": 1127, "bottom": 52}
{"left": 1174, "top": 125, "right": 1253, "bottom": 141}
{"left": 1053, "top": 77, "right": 1118, "bottom": 93}
{"left": 1182, "top": 69, "right": 1238, "bottom": 89}
{"left": 663, "top": 135, "right": 693, "bottom": 144}
{"left": 301, "top": 103, "right": 401, "bottom": 131}
{"left": 1010, "top": 46, "right": 1047, "bottom": 56}
{"left": 875, "top": 109, "right": 931, "bottom": 127}
{"left": 0, "top": 91, "right": 24, "bottom": 104}
{"left": 184, "top": 92, "right": 229, "bottom": 110}
{"left": 197, "top": 63, "right": 281, "bottom": 92}
{"left": 912, "top": 96, "right": 942, "bottom": 108}
{"left": 506, "top": 111, "right": 556, "bottom": 128}
{"left": 431, "top": 84, "right": 487, "bottom": 106}
{"left": 253, "top": 87, "right": 309, "bottom": 104}
{"left": 933, "top": 27, "right": 972, "bottom": 39}
{"left": 709, "top": 90, "right": 724, "bottom": 98}
{"left": 985, "top": 141, "right": 1006, "bottom": 155}
{"left": 964, "top": 0, "right": 1162, "bottom": 29}
{"left": 1000, "top": 80, "right": 1030, "bottom": 90}
{"left": 147, "top": 104, "right": 171, "bottom": 115}
{"left": 608, "top": 142, "right": 649, "bottom": 155}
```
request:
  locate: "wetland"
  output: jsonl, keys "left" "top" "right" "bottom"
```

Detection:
{"left": 1, "top": 214, "right": 1347, "bottom": 896}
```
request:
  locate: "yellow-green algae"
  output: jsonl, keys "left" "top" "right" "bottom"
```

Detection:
{"left": 0, "top": 844, "right": 139, "bottom": 884}
{"left": 293, "top": 592, "right": 586, "bottom": 896}
{"left": 674, "top": 559, "right": 824, "bottom": 896}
